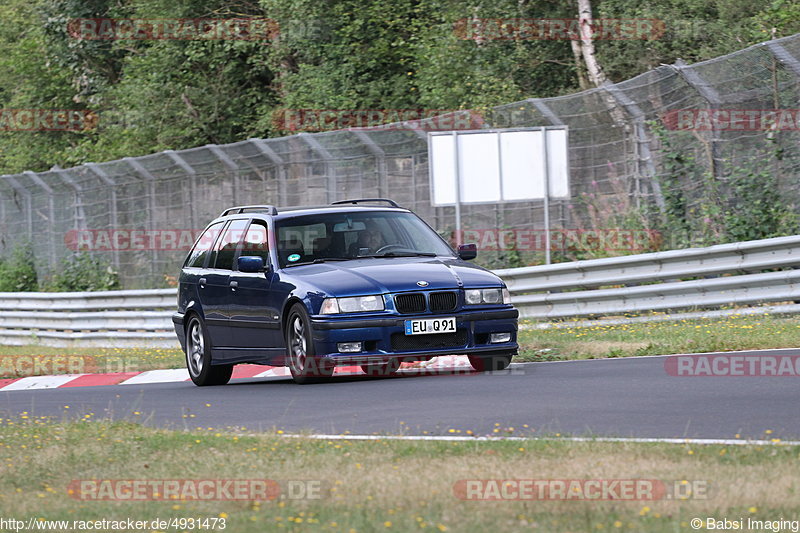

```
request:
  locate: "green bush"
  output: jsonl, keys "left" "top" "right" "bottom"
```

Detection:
{"left": 46, "top": 252, "right": 120, "bottom": 292}
{"left": 0, "top": 243, "right": 38, "bottom": 292}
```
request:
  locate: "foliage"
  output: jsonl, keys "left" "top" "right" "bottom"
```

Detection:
{"left": 651, "top": 120, "right": 798, "bottom": 249}
{"left": 0, "top": 243, "right": 39, "bottom": 292}
{"left": 3, "top": 0, "right": 799, "bottom": 173}
{"left": 46, "top": 252, "right": 120, "bottom": 291}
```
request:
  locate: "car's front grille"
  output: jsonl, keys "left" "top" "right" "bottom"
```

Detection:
{"left": 395, "top": 292, "right": 426, "bottom": 314}
{"left": 429, "top": 291, "right": 457, "bottom": 312}
{"left": 390, "top": 330, "right": 468, "bottom": 351}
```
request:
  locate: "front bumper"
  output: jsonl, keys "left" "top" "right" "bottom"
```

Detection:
{"left": 309, "top": 307, "right": 518, "bottom": 363}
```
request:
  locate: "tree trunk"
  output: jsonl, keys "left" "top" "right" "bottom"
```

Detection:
{"left": 576, "top": 0, "right": 607, "bottom": 87}
{"left": 570, "top": 40, "right": 590, "bottom": 91}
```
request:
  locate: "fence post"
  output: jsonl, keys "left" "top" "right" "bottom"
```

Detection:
{"left": 248, "top": 138, "right": 287, "bottom": 206}
{"left": 298, "top": 133, "right": 336, "bottom": 202}
{"left": 765, "top": 40, "right": 800, "bottom": 77}
{"left": 601, "top": 81, "right": 665, "bottom": 212}
{"left": 1, "top": 176, "right": 33, "bottom": 249}
{"left": 85, "top": 163, "right": 119, "bottom": 270}
{"left": 671, "top": 59, "right": 724, "bottom": 180}
{"left": 206, "top": 145, "right": 241, "bottom": 207}
{"left": 23, "top": 171, "right": 57, "bottom": 269}
{"left": 164, "top": 150, "right": 197, "bottom": 231}
{"left": 350, "top": 129, "right": 387, "bottom": 198}
{"left": 123, "top": 157, "right": 158, "bottom": 279}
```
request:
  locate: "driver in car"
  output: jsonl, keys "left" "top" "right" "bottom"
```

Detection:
{"left": 352, "top": 228, "right": 385, "bottom": 256}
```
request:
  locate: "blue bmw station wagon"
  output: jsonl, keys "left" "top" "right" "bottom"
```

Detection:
{"left": 173, "top": 199, "right": 518, "bottom": 384}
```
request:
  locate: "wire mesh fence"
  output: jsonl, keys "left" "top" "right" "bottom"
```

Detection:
{"left": 2, "top": 33, "right": 800, "bottom": 288}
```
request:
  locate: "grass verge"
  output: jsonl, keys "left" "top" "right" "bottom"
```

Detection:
{"left": 0, "top": 346, "right": 184, "bottom": 378}
{"left": 0, "top": 420, "right": 797, "bottom": 532}
{"left": 517, "top": 313, "right": 800, "bottom": 362}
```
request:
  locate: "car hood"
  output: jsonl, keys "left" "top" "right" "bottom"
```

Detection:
{"left": 282, "top": 257, "right": 503, "bottom": 296}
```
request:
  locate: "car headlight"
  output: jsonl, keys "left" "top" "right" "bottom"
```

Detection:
{"left": 320, "top": 295, "right": 385, "bottom": 314}
{"left": 465, "top": 288, "right": 507, "bottom": 305}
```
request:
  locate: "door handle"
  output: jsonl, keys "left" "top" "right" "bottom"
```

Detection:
{"left": 229, "top": 280, "right": 238, "bottom": 291}
{"left": 199, "top": 277, "right": 206, "bottom": 288}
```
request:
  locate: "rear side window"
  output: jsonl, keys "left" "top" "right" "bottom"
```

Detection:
{"left": 211, "top": 219, "right": 249, "bottom": 270}
{"left": 185, "top": 222, "right": 224, "bottom": 268}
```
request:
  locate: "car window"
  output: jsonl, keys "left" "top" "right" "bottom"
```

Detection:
{"left": 275, "top": 211, "right": 454, "bottom": 267}
{"left": 241, "top": 220, "right": 271, "bottom": 264}
{"left": 210, "top": 219, "right": 249, "bottom": 270}
{"left": 185, "top": 221, "right": 225, "bottom": 268}
{"left": 276, "top": 222, "right": 326, "bottom": 264}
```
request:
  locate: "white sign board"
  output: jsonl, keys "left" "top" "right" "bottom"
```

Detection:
{"left": 428, "top": 127, "right": 569, "bottom": 206}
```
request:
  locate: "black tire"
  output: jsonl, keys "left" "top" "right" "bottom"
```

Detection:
{"left": 360, "top": 358, "right": 401, "bottom": 377}
{"left": 286, "top": 303, "right": 333, "bottom": 384}
{"left": 468, "top": 353, "right": 512, "bottom": 373}
{"left": 185, "top": 315, "right": 233, "bottom": 386}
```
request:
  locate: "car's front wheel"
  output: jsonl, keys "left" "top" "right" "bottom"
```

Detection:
{"left": 286, "top": 303, "right": 333, "bottom": 384}
{"left": 468, "top": 353, "right": 513, "bottom": 372}
{"left": 185, "top": 315, "right": 233, "bottom": 386}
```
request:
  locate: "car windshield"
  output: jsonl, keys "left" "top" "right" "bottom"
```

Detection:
{"left": 275, "top": 210, "right": 455, "bottom": 267}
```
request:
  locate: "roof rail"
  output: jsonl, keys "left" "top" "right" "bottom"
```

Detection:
{"left": 220, "top": 205, "right": 278, "bottom": 217}
{"left": 331, "top": 198, "right": 401, "bottom": 208}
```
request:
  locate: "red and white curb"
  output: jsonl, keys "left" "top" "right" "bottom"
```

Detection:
{"left": 0, "top": 355, "right": 474, "bottom": 392}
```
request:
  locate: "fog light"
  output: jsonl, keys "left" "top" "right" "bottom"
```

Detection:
{"left": 337, "top": 342, "right": 363, "bottom": 353}
{"left": 490, "top": 332, "right": 512, "bottom": 344}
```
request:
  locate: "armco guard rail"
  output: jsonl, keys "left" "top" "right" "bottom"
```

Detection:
{"left": 496, "top": 234, "right": 800, "bottom": 318}
{"left": 1, "top": 235, "right": 799, "bottom": 346}
{"left": 0, "top": 289, "right": 177, "bottom": 347}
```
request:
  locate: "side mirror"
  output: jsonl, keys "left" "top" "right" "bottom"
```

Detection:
{"left": 457, "top": 243, "right": 477, "bottom": 260}
{"left": 238, "top": 255, "right": 266, "bottom": 273}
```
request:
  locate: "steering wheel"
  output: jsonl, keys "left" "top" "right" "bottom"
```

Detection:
{"left": 374, "top": 244, "right": 407, "bottom": 255}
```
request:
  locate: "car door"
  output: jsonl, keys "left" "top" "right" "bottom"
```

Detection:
{"left": 184, "top": 221, "right": 225, "bottom": 339}
{"left": 203, "top": 218, "right": 249, "bottom": 350}
{"left": 228, "top": 219, "right": 283, "bottom": 350}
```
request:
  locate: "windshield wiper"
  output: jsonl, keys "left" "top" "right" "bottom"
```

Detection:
{"left": 364, "top": 252, "right": 438, "bottom": 258}
{"left": 286, "top": 257, "right": 353, "bottom": 266}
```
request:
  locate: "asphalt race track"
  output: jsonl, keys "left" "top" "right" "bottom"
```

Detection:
{"left": 2, "top": 350, "right": 799, "bottom": 441}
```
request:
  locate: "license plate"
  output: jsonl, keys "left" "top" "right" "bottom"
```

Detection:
{"left": 404, "top": 317, "right": 456, "bottom": 335}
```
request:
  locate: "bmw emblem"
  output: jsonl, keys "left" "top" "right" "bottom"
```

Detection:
{"left": 416, "top": 280, "right": 429, "bottom": 287}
